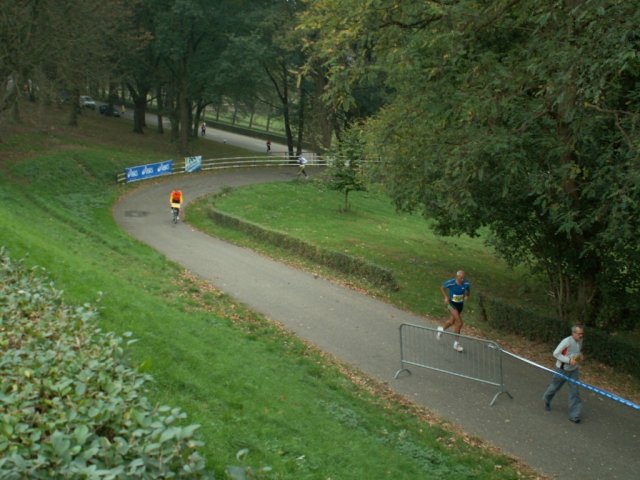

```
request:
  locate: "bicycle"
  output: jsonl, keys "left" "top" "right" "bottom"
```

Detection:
{"left": 171, "top": 203, "right": 181, "bottom": 224}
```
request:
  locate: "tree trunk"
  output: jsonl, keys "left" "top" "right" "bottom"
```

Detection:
{"left": 193, "top": 102, "right": 206, "bottom": 137}
{"left": 165, "top": 88, "right": 179, "bottom": 141}
{"left": 133, "top": 98, "right": 147, "bottom": 134}
{"left": 314, "top": 71, "right": 332, "bottom": 151}
{"left": 11, "top": 78, "right": 20, "bottom": 123}
{"left": 68, "top": 89, "right": 80, "bottom": 126}
{"left": 279, "top": 65, "right": 294, "bottom": 157}
{"left": 282, "top": 97, "right": 293, "bottom": 157}
{"left": 128, "top": 83, "right": 150, "bottom": 134}
{"left": 265, "top": 62, "right": 295, "bottom": 158}
{"left": 295, "top": 81, "right": 305, "bottom": 157}
{"left": 550, "top": 1, "right": 600, "bottom": 326}
{"left": 553, "top": 270, "right": 598, "bottom": 326}
{"left": 178, "top": 86, "right": 191, "bottom": 155}
{"left": 155, "top": 85, "right": 164, "bottom": 134}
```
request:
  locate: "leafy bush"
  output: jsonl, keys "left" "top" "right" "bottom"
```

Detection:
{"left": 0, "top": 249, "right": 212, "bottom": 479}
{"left": 478, "top": 293, "right": 640, "bottom": 378}
{"left": 477, "top": 293, "right": 569, "bottom": 344}
{"left": 582, "top": 328, "right": 640, "bottom": 379}
{"left": 326, "top": 126, "right": 367, "bottom": 212}
{"left": 207, "top": 208, "right": 399, "bottom": 291}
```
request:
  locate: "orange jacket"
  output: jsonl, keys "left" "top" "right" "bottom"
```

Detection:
{"left": 170, "top": 190, "right": 183, "bottom": 204}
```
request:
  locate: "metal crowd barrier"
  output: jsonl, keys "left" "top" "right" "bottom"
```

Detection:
{"left": 394, "top": 323, "right": 512, "bottom": 406}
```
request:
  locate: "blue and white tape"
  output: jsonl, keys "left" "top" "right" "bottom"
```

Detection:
{"left": 502, "top": 349, "right": 640, "bottom": 411}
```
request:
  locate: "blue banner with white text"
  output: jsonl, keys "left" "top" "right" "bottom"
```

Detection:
{"left": 124, "top": 160, "right": 173, "bottom": 183}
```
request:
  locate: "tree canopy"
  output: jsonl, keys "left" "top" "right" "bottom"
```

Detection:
{"left": 2, "top": 0, "right": 322, "bottom": 155}
{"left": 300, "top": 0, "right": 640, "bottom": 329}
{"left": 1, "top": 0, "right": 133, "bottom": 124}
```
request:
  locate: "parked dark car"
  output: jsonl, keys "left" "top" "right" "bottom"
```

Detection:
{"left": 99, "top": 104, "right": 120, "bottom": 117}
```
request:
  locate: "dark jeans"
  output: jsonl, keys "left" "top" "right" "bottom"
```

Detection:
{"left": 543, "top": 368, "right": 582, "bottom": 420}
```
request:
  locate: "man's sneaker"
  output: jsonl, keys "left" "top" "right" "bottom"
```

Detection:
{"left": 436, "top": 326, "right": 444, "bottom": 340}
{"left": 453, "top": 341, "right": 464, "bottom": 352}
{"left": 544, "top": 401, "right": 551, "bottom": 411}
{"left": 569, "top": 417, "right": 581, "bottom": 424}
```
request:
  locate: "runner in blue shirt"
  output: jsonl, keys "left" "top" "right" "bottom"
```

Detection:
{"left": 438, "top": 270, "right": 471, "bottom": 352}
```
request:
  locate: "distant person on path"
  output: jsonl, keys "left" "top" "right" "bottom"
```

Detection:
{"left": 542, "top": 325, "right": 585, "bottom": 423}
{"left": 120, "top": 104, "right": 125, "bottom": 116}
{"left": 437, "top": 270, "right": 470, "bottom": 352}
{"left": 201, "top": 122, "right": 206, "bottom": 136}
{"left": 266, "top": 139, "right": 271, "bottom": 154}
{"left": 297, "top": 155, "right": 308, "bottom": 178}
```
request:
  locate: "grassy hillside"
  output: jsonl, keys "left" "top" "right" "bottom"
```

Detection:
{"left": 187, "top": 156, "right": 640, "bottom": 403}
{"left": 189, "top": 181, "right": 549, "bottom": 320}
{"left": 0, "top": 105, "right": 536, "bottom": 479}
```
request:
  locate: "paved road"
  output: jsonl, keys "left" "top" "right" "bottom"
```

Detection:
{"left": 117, "top": 106, "right": 292, "bottom": 156}
{"left": 113, "top": 137, "right": 639, "bottom": 480}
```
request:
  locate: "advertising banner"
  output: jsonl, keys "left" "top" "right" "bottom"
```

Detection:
{"left": 185, "top": 155, "right": 202, "bottom": 173}
{"left": 125, "top": 160, "right": 173, "bottom": 183}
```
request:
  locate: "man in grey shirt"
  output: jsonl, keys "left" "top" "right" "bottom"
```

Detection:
{"left": 543, "top": 325, "right": 585, "bottom": 423}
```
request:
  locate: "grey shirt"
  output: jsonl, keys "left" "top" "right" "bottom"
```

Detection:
{"left": 553, "top": 335, "right": 582, "bottom": 372}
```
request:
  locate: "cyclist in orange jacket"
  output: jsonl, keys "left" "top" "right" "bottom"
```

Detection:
{"left": 169, "top": 189, "right": 183, "bottom": 221}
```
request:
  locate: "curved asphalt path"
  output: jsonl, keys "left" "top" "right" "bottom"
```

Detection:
{"left": 113, "top": 132, "right": 639, "bottom": 480}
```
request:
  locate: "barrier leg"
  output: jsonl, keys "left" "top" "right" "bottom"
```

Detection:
{"left": 489, "top": 388, "right": 513, "bottom": 407}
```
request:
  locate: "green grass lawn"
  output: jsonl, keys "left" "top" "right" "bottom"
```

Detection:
{"left": 0, "top": 105, "right": 535, "bottom": 479}
{"left": 188, "top": 180, "right": 552, "bottom": 326}
{"left": 188, "top": 179, "right": 640, "bottom": 404}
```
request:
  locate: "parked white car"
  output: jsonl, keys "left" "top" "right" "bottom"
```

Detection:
{"left": 79, "top": 95, "right": 96, "bottom": 109}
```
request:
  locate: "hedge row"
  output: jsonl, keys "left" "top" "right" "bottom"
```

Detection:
{"left": 477, "top": 293, "right": 640, "bottom": 379}
{"left": 207, "top": 208, "right": 400, "bottom": 291}
{"left": 0, "top": 250, "right": 212, "bottom": 479}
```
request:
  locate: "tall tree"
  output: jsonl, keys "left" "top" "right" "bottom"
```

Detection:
{"left": 2, "top": 0, "right": 124, "bottom": 124}
{"left": 44, "top": 0, "right": 132, "bottom": 126}
{"left": 153, "top": 0, "right": 235, "bottom": 153}
{"left": 0, "top": 0, "right": 133, "bottom": 127}
{"left": 0, "top": 0, "right": 44, "bottom": 122}
{"left": 328, "top": 125, "right": 367, "bottom": 211}
{"left": 260, "top": 1, "right": 306, "bottom": 157}
{"left": 118, "top": 0, "right": 158, "bottom": 134}
{"left": 236, "top": 0, "right": 320, "bottom": 157}
{"left": 298, "top": 0, "right": 394, "bottom": 146}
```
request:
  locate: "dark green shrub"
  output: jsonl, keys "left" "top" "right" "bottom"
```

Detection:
{"left": 0, "top": 249, "right": 212, "bottom": 478}
{"left": 478, "top": 293, "right": 640, "bottom": 378}
{"left": 582, "top": 328, "right": 640, "bottom": 378}
{"left": 208, "top": 208, "right": 399, "bottom": 291}
{"left": 477, "top": 293, "right": 568, "bottom": 344}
